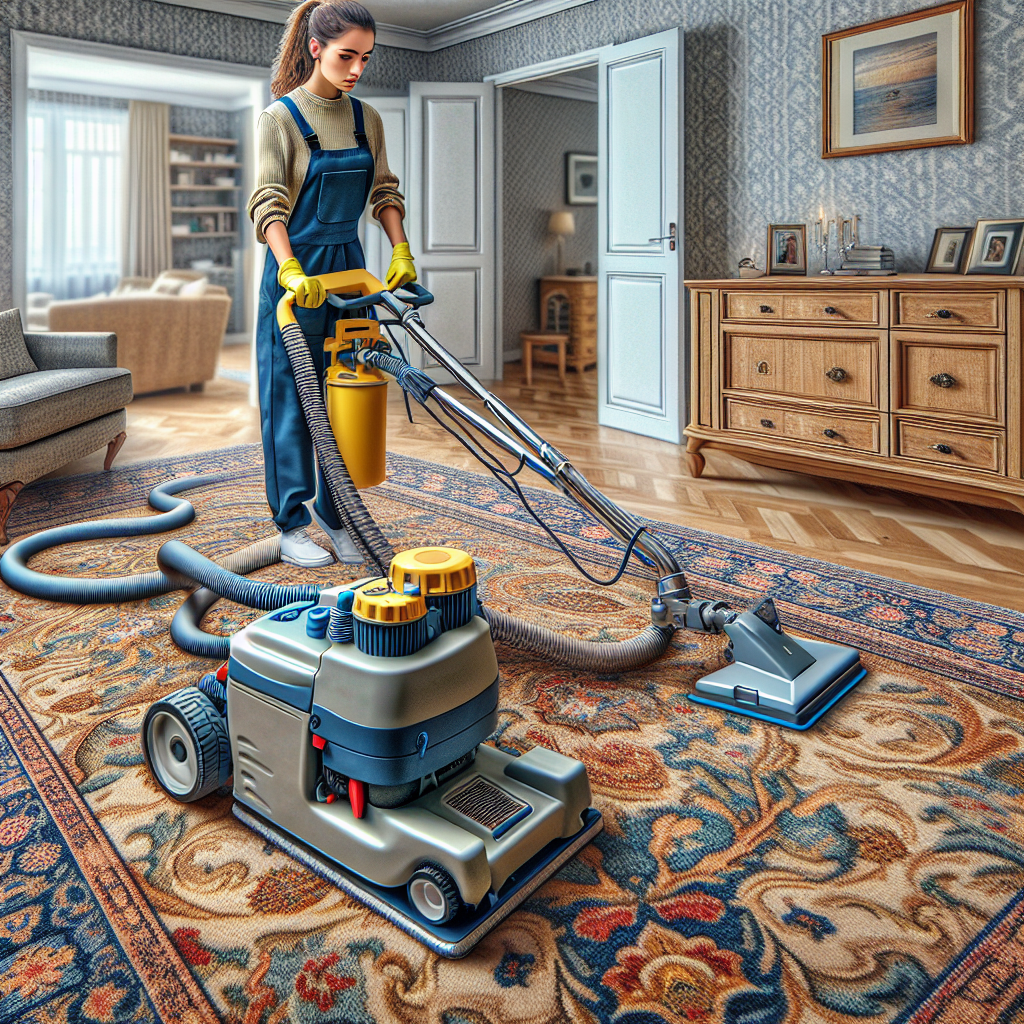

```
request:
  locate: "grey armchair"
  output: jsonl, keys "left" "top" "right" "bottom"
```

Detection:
{"left": 0, "top": 308, "right": 133, "bottom": 544}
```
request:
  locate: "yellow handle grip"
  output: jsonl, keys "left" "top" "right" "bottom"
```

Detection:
{"left": 276, "top": 268, "right": 387, "bottom": 330}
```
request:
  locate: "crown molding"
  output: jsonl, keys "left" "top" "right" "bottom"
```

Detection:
{"left": 146, "top": 0, "right": 596, "bottom": 51}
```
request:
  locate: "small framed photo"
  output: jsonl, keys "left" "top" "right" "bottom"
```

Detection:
{"left": 566, "top": 153, "right": 597, "bottom": 205}
{"left": 767, "top": 224, "right": 808, "bottom": 275}
{"left": 822, "top": 0, "right": 974, "bottom": 159}
{"left": 925, "top": 226, "right": 973, "bottom": 273}
{"left": 963, "top": 219, "right": 1024, "bottom": 276}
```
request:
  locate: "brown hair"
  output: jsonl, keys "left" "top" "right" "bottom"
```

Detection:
{"left": 270, "top": 0, "right": 376, "bottom": 99}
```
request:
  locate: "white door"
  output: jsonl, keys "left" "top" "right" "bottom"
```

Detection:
{"left": 597, "top": 29, "right": 683, "bottom": 442}
{"left": 407, "top": 82, "right": 496, "bottom": 381}
{"left": 359, "top": 95, "right": 408, "bottom": 285}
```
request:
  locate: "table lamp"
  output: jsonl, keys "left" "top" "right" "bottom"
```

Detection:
{"left": 548, "top": 211, "right": 576, "bottom": 275}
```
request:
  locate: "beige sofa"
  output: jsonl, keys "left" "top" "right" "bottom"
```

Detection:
{"left": 46, "top": 271, "right": 232, "bottom": 395}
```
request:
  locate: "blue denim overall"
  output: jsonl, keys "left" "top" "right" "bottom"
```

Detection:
{"left": 256, "top": 94, "right": 374, "bottom": 534}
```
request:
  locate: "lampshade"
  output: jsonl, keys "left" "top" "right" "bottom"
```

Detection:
{"left": 547, "top": 211, "right": 576, "bottom": 236}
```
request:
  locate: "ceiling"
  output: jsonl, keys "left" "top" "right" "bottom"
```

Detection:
{"left": 363, "top": 0, "right": 506, "bottom": 31}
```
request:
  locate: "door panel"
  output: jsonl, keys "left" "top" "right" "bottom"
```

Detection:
{"left": 358, "top": 96, "right": 407, "bottom": 286}
{"left": 598, "top": 29, "right": 682, "bottom": 442}
{"left": 409, "top": 82, "right": 495, "bottom": 380}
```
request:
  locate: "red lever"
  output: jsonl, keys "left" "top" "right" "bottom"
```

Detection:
{"left": 311, "top": 734, "right": 327, "bottom": 750}
{"left": 349, "top": 779, "right": 366, "bottom": 819}
{"left": 216, "top": 662, "right": 228, "bottom": 682}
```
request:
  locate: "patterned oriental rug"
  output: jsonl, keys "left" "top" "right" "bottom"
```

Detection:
{"left": 1, "top": 444, "right": 1024, "bottom": 1024}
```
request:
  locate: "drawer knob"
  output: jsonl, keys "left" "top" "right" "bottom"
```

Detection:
{"left": 930, "top": 443, "right": 953, "bottom": 455}
{"left": 760, "top": 418, "right": 775, "bottom": 429}
{"left": 929, "top": 372, "right": 957, "bottom": 388}
{"left": 759, "top": 304, "right": 773, "bottom": 314}
{"left": 822, "top": 428, "right": 840, "bottom": 439}
{"left": 756, "top": 360, "right": 771, "bottom": 374}
{"left": 928, "top": 308, "right": 954, "bottom": 319}
{"left": 825, "top": 366, "right": 847, "bottom": 382}
{"left": 823, "top": 305, "right": 839, "bottom": 315}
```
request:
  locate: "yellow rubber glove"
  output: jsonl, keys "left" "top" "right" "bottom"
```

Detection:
{"left": 385, "top": 242, "right": 417, "bottom": 291}
{"left": 277, "top": 256, "right": 326, "bottom": 309}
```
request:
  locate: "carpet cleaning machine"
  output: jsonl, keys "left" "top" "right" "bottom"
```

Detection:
{"left": 0, "top": 270, "right": 865, "bottom": 957}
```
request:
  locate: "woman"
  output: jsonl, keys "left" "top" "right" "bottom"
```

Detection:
{"left": 248, "top": 0, "right": 414, "bottom": 567}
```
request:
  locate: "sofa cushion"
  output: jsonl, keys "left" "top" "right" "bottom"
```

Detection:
{"left": 0, "top": 367, "right": 133, "bottom": 450}
{"left": 0, "top": 308, "right": 39, "bottom": 382}
{"left": 179, "top": 276, "right": 209, "bottom": 297}
{"left": 150, "top": 273, "right": 186, "bottom": 295}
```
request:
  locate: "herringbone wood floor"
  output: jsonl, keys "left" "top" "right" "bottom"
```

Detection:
{"left": 46, "top": 344, "right": 1024, "bottom": 611}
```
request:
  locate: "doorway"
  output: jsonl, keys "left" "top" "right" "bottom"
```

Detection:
{"left": 497, "top": 64, "right": 599, "bottom": 389}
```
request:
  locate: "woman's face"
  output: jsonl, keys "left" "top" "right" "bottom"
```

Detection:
{"left": 309, "top": 26, "right": 374, "bottom": 92}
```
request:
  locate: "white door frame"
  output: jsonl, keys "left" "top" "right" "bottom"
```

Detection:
{"left": 10, "top": 30, "right": 270, "bottom": 335}
{"left": 485, "top": 50, "right": 604, "bottom": 382}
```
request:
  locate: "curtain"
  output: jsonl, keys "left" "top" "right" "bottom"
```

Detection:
{"left": 121, "top": 100, "right": 172, "bottom": 279}
{"left": 26, "top": 91, "right": 128, "bottom": 299}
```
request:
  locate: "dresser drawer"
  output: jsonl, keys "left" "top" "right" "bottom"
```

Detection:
{"left": 725, "top": 331, "right": 879, "bottom": 406}
{"left": 725, "top": 399, "right": 881, "bottom": 453}
{"left": 894, "top": 333, "right": 1003, "bottom": 423}
{"left": 895, "top": 291, "right": 1004, "bottom": 331}
{"left": 895, "top": 419, "right": 1004, "bottom": 474}
{"left": 723, "top": 290, "right": 880, "bottom": 325}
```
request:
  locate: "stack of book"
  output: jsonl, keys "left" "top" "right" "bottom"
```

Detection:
{"left": 836, "top": 246, "right": 896, "bottom": 275}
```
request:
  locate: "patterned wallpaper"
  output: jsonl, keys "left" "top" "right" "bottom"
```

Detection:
{"left": 503, "top": 88, "right": 597, "bottom": 355}
{"left": 428, "top": 0, "right": 1024, "bottom": 279}
{"left": 0, "top": 0, "right": 427, "bottom": 309}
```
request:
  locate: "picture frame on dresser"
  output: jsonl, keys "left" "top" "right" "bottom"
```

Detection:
{"left": 925, "top": 226, "right": 973, "bottom": 272}
{"left": 963, "top": 219, "right": 1024, "bottom": 275}
{"left": 766, "top": 224, "right": 807, "bottom": 275}
{"left": 821, "top": 0, "right": 974, "bottom": 159}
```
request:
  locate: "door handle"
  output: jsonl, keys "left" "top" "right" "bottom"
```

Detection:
{"left": 648, "top": 223, "right": 677, "bottom": 251}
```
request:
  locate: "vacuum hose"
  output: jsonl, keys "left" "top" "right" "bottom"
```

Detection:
{"left": 483, "top": 606, "right": 674, "bottom": 673}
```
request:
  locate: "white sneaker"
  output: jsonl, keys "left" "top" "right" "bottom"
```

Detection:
{"left": 309, "top": 506, "right": 364, "bottom": 564}
{"left": 280, "top": 526, "right": 335, "bottom": 568}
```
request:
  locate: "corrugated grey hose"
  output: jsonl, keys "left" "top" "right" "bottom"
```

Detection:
{"left": 279, "top": 321, "right": 394, "bottom": 575}
{"left": 482, "top": 606, "right": 674, "bottom": 673}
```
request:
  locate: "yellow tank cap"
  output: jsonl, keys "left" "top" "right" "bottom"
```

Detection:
{"left": 325, "top": 362, "right": 386, "bottom": 387}
{"left": 389, "top": 547, "right": 476, "bottom": 597}
{"left": 352, "top": 580, "right": 427, "bottom": 624}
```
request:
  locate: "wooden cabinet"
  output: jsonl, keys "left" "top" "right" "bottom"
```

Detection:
{"left": 685, "top": 275, "right": 1024, "bottom": 516}
{"left": 539, "top": 276, "right": 597, "bottom": 372}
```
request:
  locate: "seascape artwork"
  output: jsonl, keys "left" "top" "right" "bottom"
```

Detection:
{"left": 853, "top": 31, "right": 938, "bottom": 135}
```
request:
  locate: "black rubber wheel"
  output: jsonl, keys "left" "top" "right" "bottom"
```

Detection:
{"left": 142, "top": 687, "right": 231, "bottom": 802}
{"left": 407, "top": 863, "right": 463, "bottom": 924}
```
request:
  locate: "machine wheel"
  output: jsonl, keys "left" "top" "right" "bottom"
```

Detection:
{"left": 142, "top": 687, "right": 231, "bottom": 802}
{"left": 407, "top": 864, "right": 463, "bottom": 924}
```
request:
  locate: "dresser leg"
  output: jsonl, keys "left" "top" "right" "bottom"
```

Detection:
{"left": 685, "top": 438, "right": 706, "bottom": 478}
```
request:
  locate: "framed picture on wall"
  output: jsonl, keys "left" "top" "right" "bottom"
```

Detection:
{"left": 925, "top": 226, "right": 973, "bottom": 272}
{"left": 822, "top": 0, "right": 974, "bottom": 159}
{"left": 566, "top": 153, "right": 598, "bottom": 205}
{"left": 767, "top": 224, "right": 807, "bottom": 275}
{"left": 963, "top": 219, "right": 1024, "bottom": 275}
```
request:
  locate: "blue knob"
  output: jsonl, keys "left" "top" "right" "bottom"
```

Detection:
{"left": 306, "top": 606, "right": 331, "bottom": 639}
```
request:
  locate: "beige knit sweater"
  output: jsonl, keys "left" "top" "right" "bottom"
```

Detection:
{"left": 247, "top": 87, "right": 404, "bottom": 244}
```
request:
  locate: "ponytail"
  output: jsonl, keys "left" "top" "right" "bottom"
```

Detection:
{"left": 270, "top": 0, "right": 376, "bottom": 100}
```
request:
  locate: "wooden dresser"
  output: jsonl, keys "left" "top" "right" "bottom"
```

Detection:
{"left": 539, "top": 276, "right": 597, "bottom": 372}
{"left": 685, "top": 275, "right": 1024, "bottom": 515}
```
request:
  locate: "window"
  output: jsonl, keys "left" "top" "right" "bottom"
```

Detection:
{"left": 27, "top": 92, "right": 128, "bottom": 299}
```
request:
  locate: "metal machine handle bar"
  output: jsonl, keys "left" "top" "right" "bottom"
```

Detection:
{"left": 327, "top": 281, "right": 434, "bottom": 312}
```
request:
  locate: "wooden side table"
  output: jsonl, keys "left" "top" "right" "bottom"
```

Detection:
{"left": 520, "top": 332, "right": 569, "bottom": 386}
{"left": 539, "top": 276, "right": 597, "bottom": 373}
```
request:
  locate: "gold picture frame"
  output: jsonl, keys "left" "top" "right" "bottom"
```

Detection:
{"left": 822, "top": 0, "right": 973, "bottom": 159}
{"left": 767, "top": 224, "right": 807, "bottom": 276}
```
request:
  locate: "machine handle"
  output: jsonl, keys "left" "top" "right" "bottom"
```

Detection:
{"left": 929, "top": 372, "right": 956, "bottom": 388}
{"left": 928, "top": 308, "right": 954, "bottom": 319}
{"left": 825, "top": 366, "right": 847, "bottom": 382}
{"left": 328, "top": 280, "right": 435, "bottom": 312}
{"left": 759, "top": 418, "right": 774, "bottom": 428}
{"left": 277, "top": 268, "right": 435, "bottom": 326}
{"left": 759, "top": 304, "right": 773, "bottom": 314}
{"left": 930, "top": 443, "right": 953, "bottom": 454}
{"left": 822, "top": 428, "right": 840, "bottom": 439}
